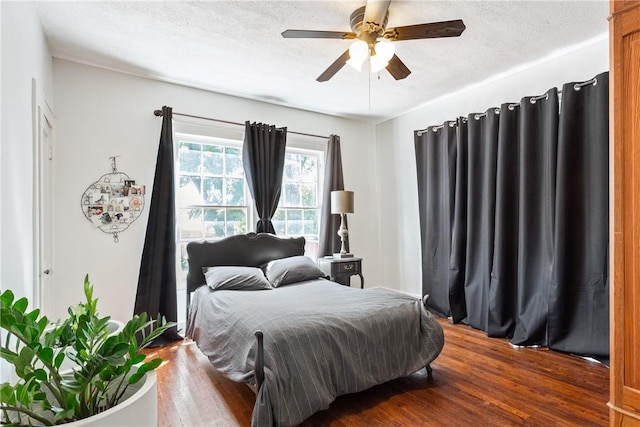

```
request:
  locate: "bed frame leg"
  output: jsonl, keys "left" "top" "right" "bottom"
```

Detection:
{"left": 426, "top": 364, "right": 433, "bottom": 379}
{"left": 422, "top": 294, "right": 429, "bottom": 307}
{"left": 186, "top": 292, "right": 192, "bottom": 328}
{"left": 255, "top": 331, "right": 265, "bottom": 391}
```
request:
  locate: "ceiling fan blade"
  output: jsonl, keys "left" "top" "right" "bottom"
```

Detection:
{"left": 363, "top": 0, "right": 391, "bottom": 26}
{"left": 281, "top": 29, "right": 356, "bottom": 39}
{"left": 317, "top": 49, "right": 351, "bottom": 82}
{"left": 386, "top": 54, "right": 411, "bottom": 80}
{"left": 385, "top": 19, "right": 466, "bottom": 41}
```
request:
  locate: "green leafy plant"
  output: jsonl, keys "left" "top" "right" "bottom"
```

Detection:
{"left": 0, "top": 275, "right": 174, "bottom": 425}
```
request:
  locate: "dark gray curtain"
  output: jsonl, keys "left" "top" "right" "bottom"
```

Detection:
{"left": 464, "top": 110, "right": 499, "bottom": 332}
{"left": 448, "top": 118, "right": 468, "bottom": 323}
{"left": 242, "top": 121, "right": 287, "bottom": 234}
{"left": 134, "top": 105, "right": 182, "bottom": 346}
{"left": 414, "top": 72, "right": 609, "bottom": 359}
{"left": 548, "top": 72, "right": 609, "bottom": 359}
{"left": 414, "top": 121, "right": 464, "bottom": 320}
{"left": 318, "top": 135, "right": 348, "bottom": 256}
{"left": 489, "top": 93, "right": 560, "bottom": 345}
{"left": 488, "top": 104, "right": 520, "bottom": 338}
{"left": 509, "top": 88, "right": 559, "bottom": 346}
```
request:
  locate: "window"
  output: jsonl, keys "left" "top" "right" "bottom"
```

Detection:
{"left": 175, "top": 133, "right": 324, "bottom": 297}
{"left": 176, "top": 136, "right": 249, "bottom": 290}
{"left": 273, "top": 149, "right": 323, "bottom": 259}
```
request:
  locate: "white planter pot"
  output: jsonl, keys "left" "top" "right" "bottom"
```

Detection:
{"left": 105, "top": 319, "right": 125, "bottom": 335}
{"left": 3, "top": 320, "right": 157, "bottom": 426}
{"left": 64, "top": 370, "right": 157, "bottom": 427}
{"left": 37, "top": 320, "right": 157, "bottom": 426}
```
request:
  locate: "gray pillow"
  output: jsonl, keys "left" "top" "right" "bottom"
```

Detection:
{"left": 203, "top": 266, "right": 272, "bottom": 291}
{"left": 263, "top": 256, "right": 325, "bottom": 288}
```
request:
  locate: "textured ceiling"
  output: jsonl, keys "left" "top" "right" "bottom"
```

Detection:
{"left": 34, "top": 0, "right": 609, "bottom": 123}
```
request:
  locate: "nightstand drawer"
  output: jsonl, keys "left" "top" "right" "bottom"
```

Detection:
{"left": 317, "top": 257, "right": 364, "bottom": 288}
{"left": 337, "top": 261, "right": 358, "bottom": 274}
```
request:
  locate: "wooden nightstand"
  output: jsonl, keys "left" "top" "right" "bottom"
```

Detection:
{"left": 317, "top": 257, "right": 364, "bottom": 288}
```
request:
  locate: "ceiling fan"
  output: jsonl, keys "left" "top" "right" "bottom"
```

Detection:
{"left": 281, "top": 0, "right": 466, "bottom": 82}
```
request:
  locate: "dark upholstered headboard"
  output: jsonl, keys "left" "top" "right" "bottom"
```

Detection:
{"left": 186, "top": 232, "right": 306, "bottom": 294}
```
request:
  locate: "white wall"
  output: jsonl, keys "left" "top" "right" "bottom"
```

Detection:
{"left": 51, "top": 59, "right": 376, "bottom": 323}
{"left": 1, "top": 2, "right": 54, "bottom": 303}
{"left": 1, "top": 1, "right": 54, "bottom": 381}
{"left": 374, "top": 34, "right": 609, "bottom": 297}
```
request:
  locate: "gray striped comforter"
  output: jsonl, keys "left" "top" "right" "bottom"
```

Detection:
{"left": 186, "top": 279, "right": 444, "bottom": 426}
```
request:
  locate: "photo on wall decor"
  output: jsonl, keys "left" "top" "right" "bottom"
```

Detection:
{"left": 87, "top": 205, "right": 103, "bottom": 217}
{"left": 131, "top": 196, "right": 143, "bottom": 211}
{"left": 130, "top": 185, "right": 145, "bottom": 195}
{"left": 112, "top": 212, "right": 127, "bottom": 223}
{"left": 111, "top": 197, "right": 130, "bottom": 210}
{"left": 90, "top": 191, "right": 109, "bottom": 205}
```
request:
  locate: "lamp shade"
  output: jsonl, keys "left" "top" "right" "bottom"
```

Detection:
{"left": 331, "top": 190, "right": 354, "bottom": 214}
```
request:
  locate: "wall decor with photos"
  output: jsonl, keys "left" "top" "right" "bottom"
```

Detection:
{"left": 81, "top": 156, "right": 145, "bottom": 242}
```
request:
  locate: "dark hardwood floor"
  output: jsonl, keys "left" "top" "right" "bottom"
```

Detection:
{"left": 147, "top": 317, "right": 609, "bottom": 426}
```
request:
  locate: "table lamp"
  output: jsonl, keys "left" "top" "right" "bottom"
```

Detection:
{"left": 331, "top": 190, "right": 354, "bottom": 258}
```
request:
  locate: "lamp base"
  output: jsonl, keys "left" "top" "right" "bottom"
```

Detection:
{"left": 333, "top": 253, "right": 354, "bottom": 259}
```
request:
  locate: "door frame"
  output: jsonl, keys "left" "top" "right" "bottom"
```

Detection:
{"left": 32, "top": 78, "right": 55, "bottom": 316}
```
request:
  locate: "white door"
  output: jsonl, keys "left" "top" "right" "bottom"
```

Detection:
{"left": 33, "top": 79, "right": 55, "bottom": 317}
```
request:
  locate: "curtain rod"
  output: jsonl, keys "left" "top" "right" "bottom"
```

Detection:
{"left": 153, "top": 109, "right": 329, "bottom": 140}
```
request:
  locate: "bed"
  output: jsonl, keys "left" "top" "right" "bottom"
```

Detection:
{"left": 185, "top": 233, "right": 444, "bottom": 426}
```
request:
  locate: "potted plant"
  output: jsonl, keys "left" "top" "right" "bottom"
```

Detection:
{"left": 0, "top": 275, "right": 173, "bottom": 426}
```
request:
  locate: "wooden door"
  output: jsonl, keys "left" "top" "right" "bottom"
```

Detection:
{"left": 609, "top": 1, "right": 640, "bottom": 425}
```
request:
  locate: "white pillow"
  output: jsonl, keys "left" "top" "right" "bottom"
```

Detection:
{"left": 262, "top": 256, "right": 326, "bottom": 287}
{"left": 203, "top": 266, "right": 272, "bottom": 291}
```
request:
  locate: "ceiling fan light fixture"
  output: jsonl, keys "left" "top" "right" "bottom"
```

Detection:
{"left": 346, "top": 40, "right": 369, "bottom": 71}
{"left": 370, "top": 39, "right": 395, "bottom": 72}
{"left": 369, "top": 55, "right": 389, "bottom": 73}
